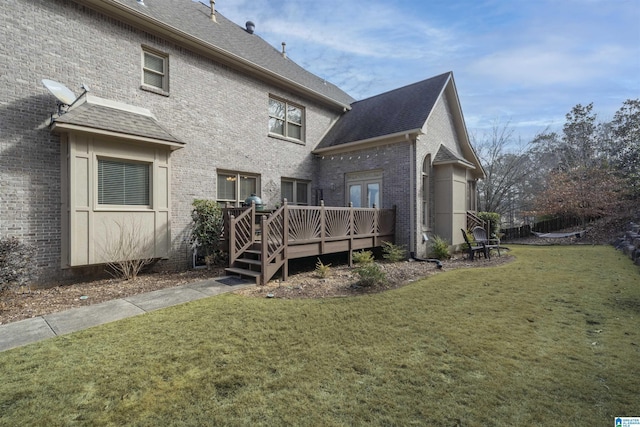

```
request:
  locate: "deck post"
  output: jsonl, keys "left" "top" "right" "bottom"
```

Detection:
{"left": 320, "top": 200, "right": 326, "bottom": 254}
{"left": 250, "top": 202, "right": 256, "bottom": 241}
{"left": 260, "top": 214, "right": 267, "bottom": 285}
{"left": 373, "top": 203, "right": 379, "bottom": 247}
{"left": 348, "top": 202, "right": 354, "bottom": 267}
{"left": 228, "top": 214, "right": 236, "bottom": 266}
{"left": 282, "top": 200, "right": 289, "bottom": 282}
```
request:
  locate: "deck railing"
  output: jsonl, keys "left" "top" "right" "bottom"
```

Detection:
{"left": 226, "top": 201, "right": 396, "bottom": 284}
{"left": 466, "top": 211, "right": 486, "bottom": 231}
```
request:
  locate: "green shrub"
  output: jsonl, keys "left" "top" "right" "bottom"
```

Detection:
{"left": 355, "top": 262, "right": 387, "bottom": 287}
{"left": 315, "top": 258, "right": 331, "bottom": 278}
{"left": 381, "top": 241, "right": 407, "bottom": 262}
{"left": 0, "top": 236, "right": 36, "bottom": 291}
{"left": 430, "top": 235, "right": 450, "bottom": 260}
{"left": 460, "top": 230, "right": 474, "bottom": 251}
{"left": 478, "top": 212, "right": 501, "bottom": 236}
{"left": 204, "top": 250, "right": 227, "bottom": 269}
{"left": 352, "top": 250, "right": 374, "bottom": 264}
{"left": 190, "top": 199, "right": 225, "bottom": 264}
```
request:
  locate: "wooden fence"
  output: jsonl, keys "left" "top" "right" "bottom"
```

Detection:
{"left": 501, "top": 216, "right": 584, "bottom": 240}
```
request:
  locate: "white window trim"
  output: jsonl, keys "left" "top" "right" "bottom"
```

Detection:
{"left": 268, "top": 96, "right": 305, "bottom": 143}
{"left": 141, "top": 46, "right": 169, "bottom": 95}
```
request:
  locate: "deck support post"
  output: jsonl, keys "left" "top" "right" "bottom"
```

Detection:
{"left": 282, "top": 200, "right": 289, "bottom": 282}
{"left": 260, "top": 214, "right": 268, "bottom": 285}
{"left": 348, "top": 202, "right": 354, "bottom": 267}
{"left": 320, "top": 200, "right": 326, "bottom": 254}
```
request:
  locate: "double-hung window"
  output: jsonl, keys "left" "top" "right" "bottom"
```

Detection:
{"left": 142, "top": 47, "right": 169, "bottom": 93}
{"left": 281, "top": 179, "right": 309, "bottom": 205}
{"left": 97, "top": 158, "right": 151, "bottom": 206}
{"left": 269, "top": 97, "right": 304, "bottom": 142}
{"left": 217, "top": 172, "right": 260, "bottom": 206}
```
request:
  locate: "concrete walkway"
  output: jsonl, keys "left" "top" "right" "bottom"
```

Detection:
{"left": 0, "top": 276, "right": 253, "bottom": 353}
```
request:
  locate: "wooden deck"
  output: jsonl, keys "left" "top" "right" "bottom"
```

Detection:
{"left": 224, "top": 201, "right": 396, "bottom": 285}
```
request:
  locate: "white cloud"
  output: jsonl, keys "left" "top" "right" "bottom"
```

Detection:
{"left": 468, "top": 43, "right": 630, "bottom": 87}
{"left": 204, "top": 0, "right": 639, "bottom": 141}
{"left": 216, "top": 0, "right": 460, "bottom": 61}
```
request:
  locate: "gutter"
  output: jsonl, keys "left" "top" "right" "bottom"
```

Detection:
{"left": 313, "top": 129, "right": 423, "bottom": 155}
{"left": 50, "top": 122, "right": 186, "bottom": 150}
{"left": 76, "top": 0, "right": 352, "bottom": 112}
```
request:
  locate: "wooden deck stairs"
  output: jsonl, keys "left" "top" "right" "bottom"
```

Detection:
{"left": 224, "top": 201, "right": 395, "bottom": 285}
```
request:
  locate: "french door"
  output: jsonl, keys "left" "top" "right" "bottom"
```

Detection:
{"left": 346, "top": 171, "right": 382, "bottom": 208}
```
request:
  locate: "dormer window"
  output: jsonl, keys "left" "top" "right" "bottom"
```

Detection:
{"left": 269, "top": 96, "right": 304, "bottom": 142}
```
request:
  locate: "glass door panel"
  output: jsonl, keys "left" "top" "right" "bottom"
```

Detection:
{"left": 367, "top": 183, "right": 379, "bottom": 208}
{"left": 349, "top": 184, "right": 362, "bottom": 207}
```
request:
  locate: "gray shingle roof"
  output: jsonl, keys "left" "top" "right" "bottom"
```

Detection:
{"left": 433, "top": 144, "right": 475, "bottom": 168}
{"left": 316, "top": 72, "right": 451, "bottom": 149}
{"left": 110, "top": 0, "right": 354, "bottom": 107}
{"left": 53, "top": 95, "right": 184, "bottom": 145}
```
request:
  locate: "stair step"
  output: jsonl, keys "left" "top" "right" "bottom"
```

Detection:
{"left": 225, "top": 267, "right": 261, "bottom": 278}
{"left": 245, "top": 249, "right": 261, "bottom": 255}
{"left": 237, "top": 258, "right": 261, "bottom": 265}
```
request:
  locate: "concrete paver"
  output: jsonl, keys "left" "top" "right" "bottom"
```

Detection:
{"left": 44, "top": 299, "right": 145, "bottom": 336}
{"left": 125, "top": 286, "right": 205, "bottom": 312}
{"left": 0, "top": 317, "right": 56, "bottom": 351}
{"left": 0, "top": 276, "right": 252, "bottom": 353}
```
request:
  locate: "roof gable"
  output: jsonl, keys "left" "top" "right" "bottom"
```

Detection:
{"left": 433, "top": 144, "right": 475, "bottom": 169}
{"left": 316, "top": 72, "right": 451, "bottom": 150}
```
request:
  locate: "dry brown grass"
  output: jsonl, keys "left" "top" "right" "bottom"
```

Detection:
{"left": 0, "top": 245, "right": 638, "bottom": 426}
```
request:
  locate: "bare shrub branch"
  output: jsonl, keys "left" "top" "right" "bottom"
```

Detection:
{"left": 100, "top": 220, "right": 156, "bottom": 280}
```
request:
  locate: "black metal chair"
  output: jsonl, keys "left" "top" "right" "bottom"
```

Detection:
{"left": 472, "top": 226, "right": 501, "bottom": 257}
{"left": 461, "top": 229, "right": 488, "bottom": 261}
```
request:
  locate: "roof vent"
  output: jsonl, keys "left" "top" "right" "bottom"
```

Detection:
{"left": 281, "top": 42, "right": 287, "bottom": 59}
{"left": 210, "top": 0, "right": 216, "bottom": 22}
{"left": 136, "top": 0, "right": 146, "bottom": 6}
{"left": 245, "top": 21, "right": 255, "bottom": 34}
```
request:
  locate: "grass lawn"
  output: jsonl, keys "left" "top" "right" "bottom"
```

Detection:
{"left": 1, "top": 245, "right": 639, "bottom": 426}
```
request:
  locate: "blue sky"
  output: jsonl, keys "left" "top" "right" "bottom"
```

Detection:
{"left": 209, "top": 0, "right": 639, "bottom": 144}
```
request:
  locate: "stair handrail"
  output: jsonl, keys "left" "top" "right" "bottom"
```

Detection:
{"left": 252, "top": 201, "right": 287, "bottom": 285}
{"left": 261, "top": 203, "right": 286, "bottom": 265}
{"left": 466, "top": 211, "right": 485, "bottom": 231}
{"left": 228, "top": 203, "right": 256, "bottom": 265}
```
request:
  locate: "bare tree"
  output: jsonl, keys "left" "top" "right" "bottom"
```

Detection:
{"left": 473, "top": 120, "right": 536, "bottom": 225}
{"left": 608, "top": 99, "right": 640, "bottom": 197}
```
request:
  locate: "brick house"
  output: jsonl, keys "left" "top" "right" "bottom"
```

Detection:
{"left": 0, "top": 0, "right": 484, "bottom": 283}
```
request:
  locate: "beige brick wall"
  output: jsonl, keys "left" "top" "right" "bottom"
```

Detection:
{"left": 316, "top": 141, "right": 413, "bottom": 249}
{"left": 0, "top": 0, "right": 341, "bottom": 281}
